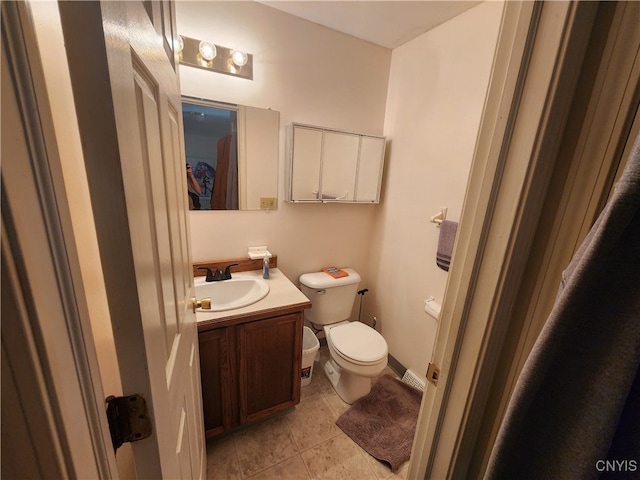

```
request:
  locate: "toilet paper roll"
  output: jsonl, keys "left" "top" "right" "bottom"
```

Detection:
{"left": 424, "top": 297, "right": 441, "bottom": 320}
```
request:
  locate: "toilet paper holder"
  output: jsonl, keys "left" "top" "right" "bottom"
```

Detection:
{"left": 424, "top": 296, "right": 442, "bottom": 319}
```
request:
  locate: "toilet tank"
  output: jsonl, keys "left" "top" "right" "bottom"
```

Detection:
{"left": 299, "top": 268, "right": 361, "bottom": 326}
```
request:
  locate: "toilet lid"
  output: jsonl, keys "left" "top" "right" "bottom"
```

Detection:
{"left": 330, "top": 322, "right": 388, "bottom": 364}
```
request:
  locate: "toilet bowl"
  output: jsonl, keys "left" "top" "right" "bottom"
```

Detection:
{"left": 323, "top": 321, "right": 388, "bottom": 403}
{"left": 299, "top": 268, "right": 389, "bottom": 404}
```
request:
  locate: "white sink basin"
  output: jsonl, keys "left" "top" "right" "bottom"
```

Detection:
{"left": 194, "top": 276, "right": 270, "bottom": 312}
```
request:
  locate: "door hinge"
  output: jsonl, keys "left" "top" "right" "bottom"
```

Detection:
{"left": 426, "top": 363, "right": 440, "bottom": 387}
{"left": 106, "top": 394, "right": 153, "bottom": 451}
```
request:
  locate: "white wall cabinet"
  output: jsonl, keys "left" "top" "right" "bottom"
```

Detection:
{"left": 286, "top": 123, "right": 386, "bottom": 203}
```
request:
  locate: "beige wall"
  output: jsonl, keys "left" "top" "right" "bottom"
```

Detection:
{"left": 177, "top": 2, "right": 391, "bottom": 285}
{"left": 366, "top": 2, "right": 504, "bottom": 377}
{"left": 177, "top": 2, "right": 503, "bottom": 372}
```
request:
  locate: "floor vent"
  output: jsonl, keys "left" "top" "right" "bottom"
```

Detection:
{"left": 401, "top": 369, "right": 426, "bottom": 392}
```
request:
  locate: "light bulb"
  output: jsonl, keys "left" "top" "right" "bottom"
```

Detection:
{"left": 198, "top": 41, "right": 217, "bottom": 61}
{"left": 231, "top": 50, "right": 248, "bottom": 67}
{"left": 175, "top": 35, "right": 184, "bottom": 53}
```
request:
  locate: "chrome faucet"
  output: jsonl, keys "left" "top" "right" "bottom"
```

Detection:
{"left": 198, "top": 263, "right": 239, "bottom": 282}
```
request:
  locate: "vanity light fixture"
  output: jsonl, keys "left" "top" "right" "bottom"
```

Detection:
{"left": 178, "top": 35, "right": 253, "bottom": 80}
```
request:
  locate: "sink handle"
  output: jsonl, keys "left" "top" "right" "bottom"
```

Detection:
{"left": 223, "top": 263, "right": 239, "bottom": 280}
{"left": 197, "top": 266, "right": 215, "bottom": 282}
{"left": 191, "top": 297, "right": 212, "bottom": 313}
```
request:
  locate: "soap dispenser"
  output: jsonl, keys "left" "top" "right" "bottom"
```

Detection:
{"left": 262, "top": 256, "right": 270, "bottom": 279}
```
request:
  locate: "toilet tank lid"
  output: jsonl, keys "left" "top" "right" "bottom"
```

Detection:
{"left": 299, "top": 268, "right": 361, "bottom": 289}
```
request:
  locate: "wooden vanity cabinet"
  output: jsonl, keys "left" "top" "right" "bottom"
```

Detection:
{"left": 198, "top": 309, "right": 303, "bottom": 438}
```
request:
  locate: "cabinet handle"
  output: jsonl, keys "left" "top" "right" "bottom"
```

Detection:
{"left": 311, "top": 191, "right": 349, "bottom": 200}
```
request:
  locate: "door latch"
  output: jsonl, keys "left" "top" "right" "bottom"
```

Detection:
{"left": 106, "top": 394, "right": 153, "bottom": 451}
{"left": 426, "top": 363, "right": 440, "bottom": 387}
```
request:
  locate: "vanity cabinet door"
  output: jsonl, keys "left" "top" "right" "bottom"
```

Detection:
{"left": 199, "top": 327, "right": 236, "bottom": 437}
{"left": 237, "top": 312, "right": 303, "bottom": 424}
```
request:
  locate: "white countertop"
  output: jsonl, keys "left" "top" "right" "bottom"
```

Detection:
{"left": 195, "top": 268, "right": 311, "bottom": 323}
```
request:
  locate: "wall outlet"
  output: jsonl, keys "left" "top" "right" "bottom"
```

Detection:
{"left": 260, "top": 197, "right": 277, "bottom": 210}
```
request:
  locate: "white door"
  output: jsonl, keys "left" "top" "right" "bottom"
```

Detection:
{"left": 58, "top": 1, "right": 204, "bottom": 478}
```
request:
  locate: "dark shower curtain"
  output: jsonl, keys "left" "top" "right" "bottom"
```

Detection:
{"left": 485, "top": 133, "right": 640, "bottom": 479}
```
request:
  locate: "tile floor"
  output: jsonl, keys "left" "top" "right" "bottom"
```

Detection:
{"left": 205, "top": 345, "right": 410, "bottom": 480}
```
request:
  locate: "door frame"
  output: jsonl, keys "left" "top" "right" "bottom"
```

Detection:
{"left": 1, "top": 2, "right": 117, "bottom": 477}
{"left": 3, "top": 0, "right": 205, "bottom": 477}
{"left": 469, "top": 2, "right": 640, "bottom": 475}
{"left": 410, "top": 1, "right": 639, "bottom": 478}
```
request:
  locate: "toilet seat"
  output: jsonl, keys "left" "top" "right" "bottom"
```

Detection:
{"left": 328, "top": 322, "right": 387, "bottom": 366}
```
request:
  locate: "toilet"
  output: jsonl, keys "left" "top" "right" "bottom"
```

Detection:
{"left": 299, "top": 268, "right": 388, "bottom": 404}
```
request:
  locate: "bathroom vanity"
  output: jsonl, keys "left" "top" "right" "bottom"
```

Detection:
{"left": 195, "top": 264, "right": 311, "bottom": 438}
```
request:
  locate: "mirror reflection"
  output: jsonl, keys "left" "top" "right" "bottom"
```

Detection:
{"left": 183, "top": 99, "right": 239, "bottom": 210}
{"left": 182, "top": 97, "right": 280, "bottom": 211}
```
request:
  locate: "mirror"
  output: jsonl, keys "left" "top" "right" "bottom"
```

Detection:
{"left": 182, "top": 96, "right": 279, "bottom": 210}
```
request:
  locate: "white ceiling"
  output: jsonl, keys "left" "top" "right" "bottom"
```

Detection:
{"left": 259, "top": 1, "right": 482, "bottom": 49}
